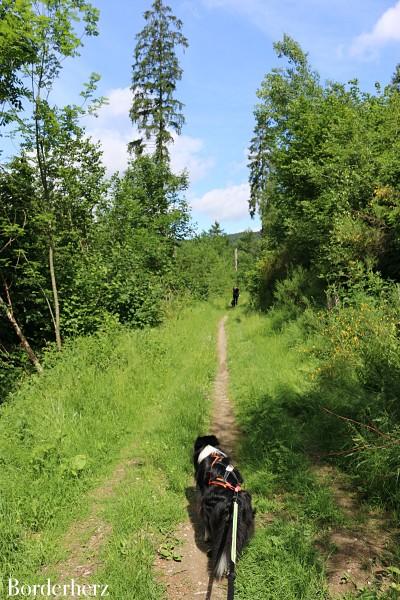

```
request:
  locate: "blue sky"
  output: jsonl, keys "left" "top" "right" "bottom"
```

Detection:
{"left": 12, "top": 1, "right": 400, "bottom": 233}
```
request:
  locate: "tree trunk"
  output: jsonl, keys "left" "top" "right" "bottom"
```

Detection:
{"left": 0, "top": 287, "right": 43, "bottom": 374}
{"left": 49, "top": 243, "right": 62, "bottom": 351}
{"left": 33, "top": 87, "right": 62, "bottom": 352}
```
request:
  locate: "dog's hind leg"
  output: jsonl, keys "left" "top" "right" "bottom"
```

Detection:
{"left": 211, "top": 502, "right": 231, "bottom": 579}
{"left": 204, "top": 526, "right": 210, "bottom": 542}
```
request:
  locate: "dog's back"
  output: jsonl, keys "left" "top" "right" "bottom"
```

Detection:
{"left": 194, "top": 435, "right": 255, "bottom": 578}
{"left": 201, "top": 485, "right": 254, "bottom": 577}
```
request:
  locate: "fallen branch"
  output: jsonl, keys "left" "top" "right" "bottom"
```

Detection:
{"left": 312, "top": 407, "right": 400, "bottom": 458}
{"left": 322, "top": 406, "right": 396, "bottom": 441}
{"left": 0, "top": 283, "right": 43, "bottom": 374}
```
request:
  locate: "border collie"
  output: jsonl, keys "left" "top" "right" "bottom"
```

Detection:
{"left": 193, "top": 435, "right": 255, "bottom": 578}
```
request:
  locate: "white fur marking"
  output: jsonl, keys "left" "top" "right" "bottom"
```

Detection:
{"left": 215, "top": 551, "right": 228, "bottom": 578}
{"left": 197, "top": 445, "right": 227, "bottom": 464}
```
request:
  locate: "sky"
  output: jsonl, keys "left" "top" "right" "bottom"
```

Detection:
{"left": 7, "top": 0, "right": 400, "bottom": 233}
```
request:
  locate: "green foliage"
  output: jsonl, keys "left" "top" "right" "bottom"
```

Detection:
{"left": 0, "top": 0, "right": 99, "bottom": 127}
{"left": 0, "top": 0, "right": 37, "bottom": 121}
{"left": 306, "top": 290, "right": 400, "bottom": 508}
{"left": 0, "top": 0, "right": 105, "bottom": 368}
{"left": 174, "top": 223, "right": 235, "bottom": 300}
{"left": 228, "top": 305, "right": 399, "bottom": 599}
{"left": 130, "top": 0, "right": 188, "bottom": 161}
{"left": 247, "top": 39, "right": 400, "bottom": 521}
{"left": 78, "top": 155, "right": 190, "bottom": 329}
{"left": 249, "top": 36, "right": 400, "bottom": 294}
{"left": 246, "top": 245, "right": 292, "bottom": 309}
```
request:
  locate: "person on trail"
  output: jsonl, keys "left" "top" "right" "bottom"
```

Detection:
{"left": 232, "top": 286, "right": 240, "bottom": 307}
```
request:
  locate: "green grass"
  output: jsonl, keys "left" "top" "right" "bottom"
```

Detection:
{"left": 0, "top": 302, "right": 222, "bottom": 597}
{"left": 226, "top": 306, "right": 346, "bottom": 600}
{"left": 227, "top": 304, "right": 399, "bottom": 599}
{"left": 2, "top": 297, "right": 398, "bottom": 599}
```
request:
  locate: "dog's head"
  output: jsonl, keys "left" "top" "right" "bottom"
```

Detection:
{"left": 194, "top": 434, "right": 220, "bottom": 453}
{"left": 193, "top": 434, "right": 220, "bottom": 467}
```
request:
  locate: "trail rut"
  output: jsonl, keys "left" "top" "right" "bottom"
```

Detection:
{"left": 157, "top": 315, "right": 239, "bottom": 600}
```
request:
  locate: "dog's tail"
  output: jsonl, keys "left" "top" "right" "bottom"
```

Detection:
{"left": 212, "top": 502, "right": 233, "bottom": 579}
{"left": 212, "top": 492, "right": 255, "bottom": 579}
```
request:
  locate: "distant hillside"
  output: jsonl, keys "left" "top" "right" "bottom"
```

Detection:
{"left": 226, "top": 230, "right": 261, "bottom": 244}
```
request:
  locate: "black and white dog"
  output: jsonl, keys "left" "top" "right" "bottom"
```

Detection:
{"left": 193, "top": 435, "right": 255, "bottom": 578}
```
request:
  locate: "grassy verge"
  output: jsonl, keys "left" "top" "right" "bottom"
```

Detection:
{"left": 0, "top": 302, "right": 221, "bottom": 598}
{"left": 226, "top": 304, "right": 398, "bottom": 600}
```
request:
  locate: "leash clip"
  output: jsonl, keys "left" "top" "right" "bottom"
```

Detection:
{"left": 223, "top": 464, "right": 234, "bottom": 482}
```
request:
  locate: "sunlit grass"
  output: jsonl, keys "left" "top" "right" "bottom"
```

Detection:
{"left": 0, "top": 302, "right": 221, "bottom": 598}
{"left": 227, "top": 305, "right": 338, "bottom": 600}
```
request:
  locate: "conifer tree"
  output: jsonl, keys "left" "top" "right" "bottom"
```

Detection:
{"left": 391, "top": 63, "right": 400, "bottom": 91}
{"left": 130, "top": 0, "right": 188, "bottom": 162}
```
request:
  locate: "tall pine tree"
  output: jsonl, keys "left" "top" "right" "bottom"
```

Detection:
{"left": 130, "top": 0, "right": 188, "bottom": 162}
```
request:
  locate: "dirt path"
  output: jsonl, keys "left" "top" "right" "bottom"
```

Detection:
{"left": 157, "top": 315, "right": 239, "bottom": 600}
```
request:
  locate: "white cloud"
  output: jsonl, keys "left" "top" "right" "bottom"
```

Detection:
{"left": 85, "top": 87, "right": 134, "bottom": 174}
{"left": 87, "top": 87, "right": 213, "bottom": 181}
{"left": 170, "top": 134, "right": 215, "bottom": 182}
{"left": 350, "top": 1, "right": 400, "bottom": 58}
{"left": 191, "top": 182, "right": 250, "bottom": 221}
{"left": 87, "top": 125, "right": 131, "bottom": 174}
{"left": 98, "top": 87, "right": 132, "bottom": 118}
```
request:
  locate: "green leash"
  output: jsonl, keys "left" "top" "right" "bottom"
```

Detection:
{"left": 227, "top": 496, "right": 239, "bottom": 600}
{"left": 231, "top": 498, "right": 238, "bottom": 564}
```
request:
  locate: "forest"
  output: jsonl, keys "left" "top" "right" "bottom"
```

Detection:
{"left": 1, "top": 1, "right": 400, "bottom": 599}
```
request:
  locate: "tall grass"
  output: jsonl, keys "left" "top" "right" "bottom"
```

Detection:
{"left": 0, "top": 303, "right": 221, "bottom": 596}
{"left": 227, "top": 302, "right": 399, "bottom": 599}
{"left": 227, "top": 309, "right": 333, "bottom": 600}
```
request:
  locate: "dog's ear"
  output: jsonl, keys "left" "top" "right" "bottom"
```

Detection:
{"left": 194, "top": 434, "right": 220, "bottom": 452}
{"left": 209, "top": 434, "right": 220, "bottom": 446}
{"left": 205, "top": 434, "right": 219, "bottom": 447}
{"left": 194, "top": 436, "right": 206, "bottom": 452}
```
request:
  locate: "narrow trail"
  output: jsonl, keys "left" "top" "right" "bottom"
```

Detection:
{"left": 157, "top": 315, "right": 239, "bottom": 600}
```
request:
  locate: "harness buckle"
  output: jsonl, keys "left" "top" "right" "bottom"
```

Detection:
{"left": 223, "top": 464, "right": 234, "bottom": 482}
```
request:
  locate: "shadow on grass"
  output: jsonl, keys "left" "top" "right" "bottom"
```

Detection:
{"left": 184, "top": 486, "right": 208, "bottom": 554}
{"left": 236, "top": 376, "right": 366, "bottom": 493}
{"left": 235, "top": 368, "right": 400, "bottom": 516}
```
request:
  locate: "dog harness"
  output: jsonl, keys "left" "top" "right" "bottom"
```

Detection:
{"left": 208, "top": 452, "right": 242, "bottom": 493}
{"left": 206, "top": 452, "right": 242, "bottom": 600}
{"left": 197, "top": 444, "right": 227, "bottom": 464}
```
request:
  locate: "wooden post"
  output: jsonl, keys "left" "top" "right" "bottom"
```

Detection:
{"left": 234, "top": 247, "right": 238, "bottom": 273}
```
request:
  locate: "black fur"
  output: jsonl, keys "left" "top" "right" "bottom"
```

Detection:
{"left": 193, "top": 435, "right": 255, "bottom": 578}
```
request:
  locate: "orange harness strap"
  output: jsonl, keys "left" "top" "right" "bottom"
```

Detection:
{"left": 210, "top": 452, "right": 223, "bottom": 468}
{"left": 209, "top": 478, "right": 242, "bottom": 493}
{"left": 208, "top": 452, "right": 242, "bottom": 493}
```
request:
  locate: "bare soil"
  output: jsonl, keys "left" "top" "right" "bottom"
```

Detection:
{"left": 157, "top": 315, "right": 239, "bottom": 600}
